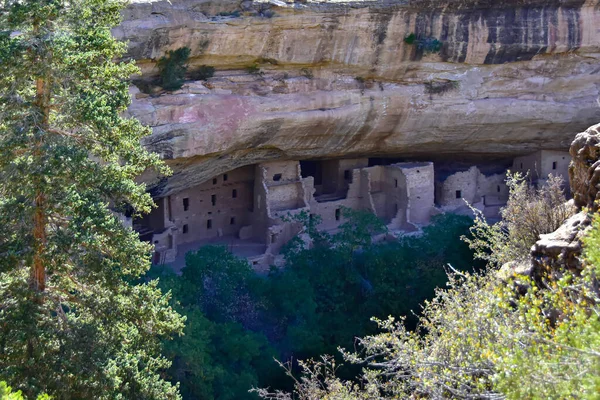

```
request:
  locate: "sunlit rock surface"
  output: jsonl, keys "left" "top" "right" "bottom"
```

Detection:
{"left": 118, "top": 0, "right": 600, "bottom": 196}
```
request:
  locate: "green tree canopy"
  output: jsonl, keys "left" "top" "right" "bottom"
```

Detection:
{"left": 0, "top": 0, "right": 184, "bottom": 398}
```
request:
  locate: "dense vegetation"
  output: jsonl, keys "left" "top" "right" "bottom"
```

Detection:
{"left": 255, "top": 176, "right": 599, "bottom": 400}
{"left": 0, "top": 0, "right": 183, "bottom": 398}
{"left": 149, "top": 211, "right": 480, "bottom": 399}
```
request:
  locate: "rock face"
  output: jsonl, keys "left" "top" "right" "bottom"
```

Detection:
{"left": 531, "top": 123, "right": 600, "bottom": 273}
{"left": 119, "top": 0, "right": 600, "bottom": 196}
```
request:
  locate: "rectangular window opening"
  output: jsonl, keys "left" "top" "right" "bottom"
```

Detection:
{"left": 211, "top": 194, "right": 216, "bottom": 206}
{"left": 230, "top": 217, "right": 236, "bottom": 225}
{"left": 394, "top": 179, "right": 398, "bottom": 188}
{"left": 344, "top": 170, "right": 351, "bottom": 181}
{"left": 273, "top": 173, "right": 282, "bottom": 182}
{"left": 232, "top": 189, "right": 237, "bottom": 198}
{"left": 456, "top": 190, "right": 462, "bottom": 199}
{"left": 207, "top": 219, "right": 212, "bottom": 229}
{"left": 183, "top": 198, "right": 189, "bottom": 211}
{"left": 552, "top": 161, "right": 557, "bottom": 170}
{"left": 335, "top": 208, "right": 341, "bottom": 221}
{"left": 223, "top": 173, "right": 228, "bottom": 182}
{"left": 213, "top": 178, "right": 218, "bottom": 185}
{"left": 182, "top": 224, "right": 188, "bottom": 234}
{"left": 497, "top": 185, "right": 501, "bottom": 193}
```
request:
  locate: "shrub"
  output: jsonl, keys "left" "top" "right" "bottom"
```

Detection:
{"left": 424, "top": 80, "right": 459, "bottom": 95}
{"left": 157, "top": 47, "right": 191, "bottom": 91}
{"left": 464, "top": 172, "right": 575, "bottom": 267}
{"left": 246, "top": 63, "right": 263, "bottom": 75}
{"left": 191, "top": 65, "right": 216, "bottom": 81}
{"left": 403, "top": 32, "right": 417, "bottom": 45}
{"left": 404, "top": 32, "right": 443, "bottom": 53}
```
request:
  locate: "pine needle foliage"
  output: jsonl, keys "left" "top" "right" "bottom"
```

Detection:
{"left": 157, "top": 47, "right": 190, "bottom": 91}
{"left": 0, "top": 1, "right": 185, "bottom": 398}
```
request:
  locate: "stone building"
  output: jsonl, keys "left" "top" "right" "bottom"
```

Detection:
{"left": 512, "top": 150, "right": 571, "bottom": 187}
{"left": 135, "top": 151, "right": 573, "bottom": 267}
{"left": 435, "top": 166, "right": 509, "bottom": 218}
{"left": 136, "top": 158, "right": 436, "bottom": 268}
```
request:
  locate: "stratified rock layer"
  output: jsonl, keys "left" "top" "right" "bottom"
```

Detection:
{"left": 119, "top": 0, "right": 600, "bottom": 196}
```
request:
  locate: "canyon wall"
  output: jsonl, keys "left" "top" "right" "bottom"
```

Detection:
{"left": 118, "top": 0, "right": 600, "bottom": 196}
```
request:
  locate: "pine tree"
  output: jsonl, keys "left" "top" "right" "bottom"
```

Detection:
{"left": 0, "top": 1, "right": 185, "bottom": 398}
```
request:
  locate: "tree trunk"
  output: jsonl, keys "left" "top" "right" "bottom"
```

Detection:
{"left": 31, "top": 61, "right": 49, "bottom": 293}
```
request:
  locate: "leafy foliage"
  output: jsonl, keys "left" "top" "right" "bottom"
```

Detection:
{"left": 149, "top": 247, "right": 279, "bottom": 400}
{"left": 0, "top": 1, "right": 184, "bottom": 398}
{"left": 154, "top": 210, "right": 478, "bottom": 399}
{"left": 158, "top": 47, "right": 191, "bottom": 91}
{"left": 464, "top": 172, "right": 574, "bottom": 267}
{"left": 0, "top": 382, "right": 50, "bottom": 400}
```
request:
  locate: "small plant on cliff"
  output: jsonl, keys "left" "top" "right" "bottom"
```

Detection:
{"left": 246, "top": 63, "right": 264, "bottom": 76}
{"left": 158, "top": 46, "right": 191, "bottom": 90}
{"left": 424, "top": 80, "right": 459, "bottom": 95}
{"left": 191, "top": 65, "right": 216, "bottom": 81}
{"left": 403, "top": 32, "right": 417, "bottom": 45}
{"left": 404, "top": 32, "right": 443, "bottom": 53}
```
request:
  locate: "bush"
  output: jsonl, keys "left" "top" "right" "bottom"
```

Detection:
{"left": 246, "top": 64, "right": 263, "bottom": 75}
{"left": 157, "top": 47, "right": 191, "bottom": 91}
{"left": 191, "top": 65, "right": 215, "bottom": 81}
{"left": 464, "top": 172, "right": 575, "bottom": 267}
{"left": 404, "top": 32, "right": 443, "bottom": 53}
{"left": 424, "top": 80, "right": 459, "bottom": 95}
{"left": 403, "top": 32, "right": 417, "bottom": 45}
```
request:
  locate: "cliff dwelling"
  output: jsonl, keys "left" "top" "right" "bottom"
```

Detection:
{"left": 134, "top": 151, "right": 570, "bottom": 270}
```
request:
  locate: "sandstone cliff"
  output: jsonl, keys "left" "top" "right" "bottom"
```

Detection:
{"left": 118, "top": 0, "right": 600, "bottom": 196}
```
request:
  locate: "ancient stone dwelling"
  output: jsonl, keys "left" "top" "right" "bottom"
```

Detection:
{"left": 135, "top": 151, "right": 570, "bottom": 269}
